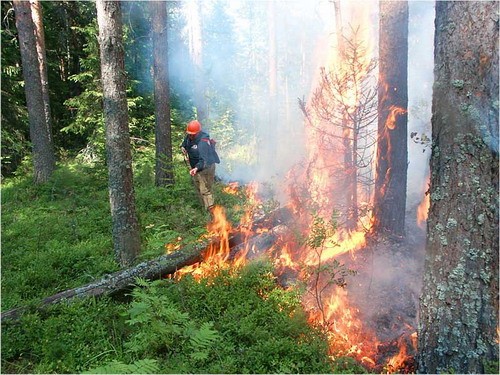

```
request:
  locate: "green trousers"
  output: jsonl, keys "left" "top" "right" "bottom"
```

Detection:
{"left": 193, "top": 164, "right": 215, "bottom": 210}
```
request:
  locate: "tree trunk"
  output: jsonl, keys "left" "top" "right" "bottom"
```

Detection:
{"left": 373, "top": 0, "right": 408, "bottom": 237}
{"left": 265, "top": 0, "right": 278, "bottom": 166}
{"left": 187, "top": 0, "right": 206, "bottom": 123}
{"left": 96, "top": 0, "right": 141, "bottom": 267}
{"left": 13, "top": 0, "right": 55, "bottom": 184}
{"left": 151, "top": 0, "right": 174, "bottom": 187}
{"left": 30, "top": 0, "right": 52, "bottom": 135}
{"left": 418, "top": 2, "right": 499, "bottom": 373}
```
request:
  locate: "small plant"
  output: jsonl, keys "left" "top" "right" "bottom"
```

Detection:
{"left": 122, "top": 278, "right": 221, "bottom": 360}
{"left": 301, "top": 211, "right": 357, "bottom": 329}
{"left": 83, "top": 359, "right": 159, "bottom": 374}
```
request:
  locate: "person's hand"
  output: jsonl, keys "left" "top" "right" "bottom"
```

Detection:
{"left": 181, "top": 147, "right": 187, "bottom": 155}
{"left": 189, "top": 167, "right": 198, "bottom": 176}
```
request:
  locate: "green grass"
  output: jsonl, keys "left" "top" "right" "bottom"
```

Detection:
{"left": 1, "top": 156, "right": 366, "bottom": 374}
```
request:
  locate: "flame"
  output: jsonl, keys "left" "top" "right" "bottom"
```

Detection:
{"left": 303, "top": 228, "right": 366, "bottom": 266}
{"left": 174, "top": 205, "right": 236, "bottom": 280}
{"left": 304, "top": 288, "right": 379, "bottom": 366}
{"left": 168, "top": 1, "right": 419, "bottom": 371}
{"left": 172, "top": 184, "right": 264, "bottom": 281}
{"left": 417, "top": 174, "right": 430, "bottom": 228}
{"left": 165, "top": 236, "right": 182, "bottom": 253}
{"left": 223, "top": 181, "right": 240, "bottom": 195}
{"left": 274, "top": 243, "right": 295, "bottom": 270}
{"left": 385, "top": 332, "right": 418, "bottom": 374}
{"left": 385, "top": 105, "right": 407, "bottom": 130}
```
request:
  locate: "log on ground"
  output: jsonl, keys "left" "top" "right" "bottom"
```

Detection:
{"left": 1, "top": 206, "right": 293, "bottom": 322}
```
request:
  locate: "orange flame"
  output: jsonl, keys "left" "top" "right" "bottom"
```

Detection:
{"left": 385, "top": 105, "right": 407, "bottom": 130}
{"left": 223, "top": 181, "right": 240, "bottom": 195}
{"left": 385, "top": 332, "right": 417, "bottom": 373}
{"left": 417, "top": 174, "right": 430, "bottom": 228}
{"left": 174, "top": 205, "right": 235, "bottom": 280}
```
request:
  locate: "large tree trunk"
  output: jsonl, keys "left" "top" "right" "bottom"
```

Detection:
{"left": 13, "top": 0, "right": 55, "bottom": 184}
{"left": 151, "top": 1, "right": 174, "bottom": 187}
{"left": 372, "top": 1, "right": 408, "bottom": 237}
{"left": 265, "top": 0, "right": 278, "bottom": 167}
{"left": 30, "top": 0, "right": 52, "bottom": 135}
{"left": 96, "top": 0, "right": 141, "bottom": 267}
{"left": 187, "top": 0, "right": 206, "bottom": 123}
{"left": 418, "top": 2, "right": 499, "bottom": 373}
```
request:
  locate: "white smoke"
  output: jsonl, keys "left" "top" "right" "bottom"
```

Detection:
{"left": 163, "top": 0, "right": 435, "bottom": 207}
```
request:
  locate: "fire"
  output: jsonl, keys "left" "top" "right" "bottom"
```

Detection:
{"left": 173, "top": 183, "right": 264, "bottom": 281}
{"left": 167, "top": 1, "right": 419, "bottom": 372}
{"left": 174, "top": 205, "right": 237, "bottom": 280}
{"left": 417, "top": 175, "right": 430, "bottom": 228}
{"left": 223, "top": 181, "right": 240, "bottom": 195}
{"left": 303, "top": 288, "right": 379, "bottom": 365}
{"left": 385, "top": 332, "right": 418, "bottom": 374}
{"left": 303, "top": 228, "right": 366, "bottom": 266}
{"left": 417, "top": 193, "right": 430, "bottom": 228}
{"left": 385, "top": 105, "right": 407, "bottom": 130}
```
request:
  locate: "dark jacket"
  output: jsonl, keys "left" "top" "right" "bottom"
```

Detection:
{"left": 181, "top": 131, "right": 218, "bottom": 171}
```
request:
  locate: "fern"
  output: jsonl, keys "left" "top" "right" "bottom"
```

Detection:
{"left": 188, "top": 321, "right": 221, "bottom": 361}
{"left": 83, "top": 359, "right": 159, "bottom": 374}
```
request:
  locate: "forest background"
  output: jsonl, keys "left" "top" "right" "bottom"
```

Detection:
{"left": 1, "top": 0, "right": 498, "bottom": 374}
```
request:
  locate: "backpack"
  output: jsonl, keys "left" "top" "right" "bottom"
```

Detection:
{"left": 201, "top": 138, "right": 220, "bottom": 164}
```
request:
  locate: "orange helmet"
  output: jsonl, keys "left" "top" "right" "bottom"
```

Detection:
{"left": 186, "top": 120, "right": 201, "bottom": 134}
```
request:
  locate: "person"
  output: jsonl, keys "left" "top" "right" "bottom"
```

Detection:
{"left": 181, "top": 120, "right": 220, "bottom": 216}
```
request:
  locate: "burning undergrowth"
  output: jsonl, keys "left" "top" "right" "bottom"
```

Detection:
{"left": 168, "top": 179, "right": 426, "bottom": 373}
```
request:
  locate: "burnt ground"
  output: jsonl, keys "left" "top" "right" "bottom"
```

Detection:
{"left": 341, "top": 215, "right": 427, "bottom": 372}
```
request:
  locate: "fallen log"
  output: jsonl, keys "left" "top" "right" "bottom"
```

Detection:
{"left": 1, "top": 240, "right": 208, "bottom": 322}
{"left": 1, "top": 206, "right": 293, "bottom": 322}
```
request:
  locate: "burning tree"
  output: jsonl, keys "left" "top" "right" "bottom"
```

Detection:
{"left": 372, "top": 0, "right": 409, "bottom": 238}
{"left": 299, "top": 25, "right": 378, "bottom": 230}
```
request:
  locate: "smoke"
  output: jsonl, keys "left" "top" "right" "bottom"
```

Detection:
{"left": 407, "top": 0, "right": 435, "bottom": 209}
{"left": 129, "top": 0, "right": 435, "bottom": 209}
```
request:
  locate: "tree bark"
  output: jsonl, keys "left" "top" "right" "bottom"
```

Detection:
{"left": 96, "top": 0, "right": 141, "bottom": 267}
{"left": 372, "top": 0, "right": 408, "bottom": 237}
{"left": 187, "top": 0, "right": 206, "bottom": 123}
{"left": 30, "top": 0, "right": 52, "bottom": 136}
{"left": 418, "top": 2, "right": 499, "bottom": 373}
{"left": 13, "top": 0, "right": 55, "bottom": 184}
{"left": 151, "top": 0, "right": 174, "bottom": 187}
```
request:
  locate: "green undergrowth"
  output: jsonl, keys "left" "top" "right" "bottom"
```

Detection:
{"left": 1, "top": 157, "right": 367, "bottom": 374}
{"left": 1, "top": 156, "right": 247, "bottom": 311}
{"left": 1, "top": 261, "right": 366, "bottom": 374}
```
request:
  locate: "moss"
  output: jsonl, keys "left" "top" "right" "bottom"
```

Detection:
{"left": 479, "top": 269, "right": 490, "bottom": 283}
{"left": 452, "top": 79, "right": 465, "bottom": 89}
{"left": 477, "top": 213, "right": 486, "bottom": 225}
{"left": 440, "top": 236, "right": 448, "bottom": 246}
{"left": 446, "top": 218, "right": 458, "bottom": 228}
{"left": 467, "top": 247, "right": 479, "bottom": 260}
{"left": 449, "top": 263, "right": 465, "bottom": 281}
{"left": 461, "top": 103, "right": 471, "bottom": 112}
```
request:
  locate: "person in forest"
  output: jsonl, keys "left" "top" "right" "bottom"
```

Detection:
{"left": 181, "top": 120, "right": 220, "bottom": 218}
